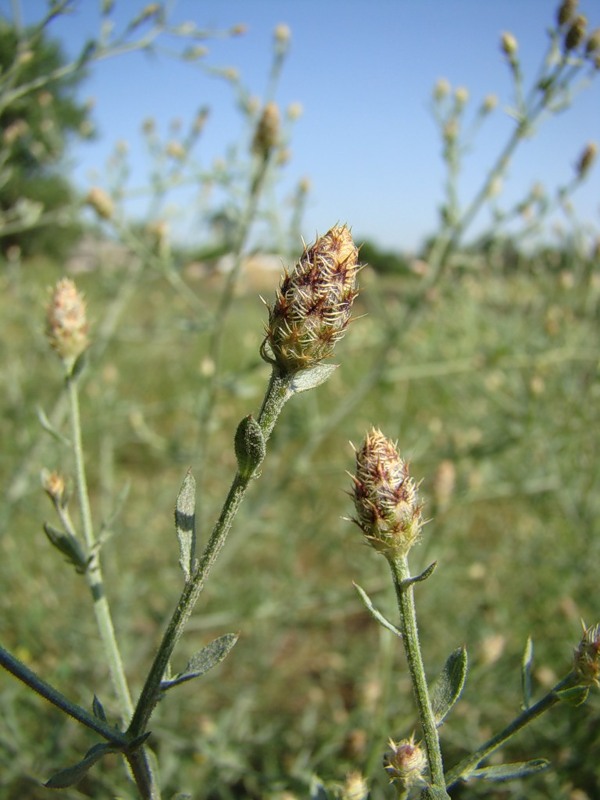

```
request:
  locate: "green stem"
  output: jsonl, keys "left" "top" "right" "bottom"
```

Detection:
{"left": 390, "top": 556, "right": 449, "bottom": 797}
{"left": 445, "top": 672, "right": 577, "bottom": 789}
{"left": 67, "top": 370, "right": 134, "bottom": 724}
{"left": 128, "top": 369, "right": 293, "bottom": 739}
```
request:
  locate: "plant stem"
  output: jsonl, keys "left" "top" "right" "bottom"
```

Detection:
{"left": 128, "top": 369, "right": 293, "bottom": 739}
{"left": 390, "top": 556, "right": 449, "bottom": 798}
{"left": 67, "top": 370, "right": 134, "bottom": 724}
{"left": 444, "top": 672, "right": 578, "bottom": 789}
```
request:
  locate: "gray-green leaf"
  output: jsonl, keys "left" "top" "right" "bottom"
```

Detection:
{"left": 175, "top": 469, "right": 196, "bottom": 581}
{"left": 45, "top": 742, "right": 118, "bottom": 788}
{"left": 353, "top": 582, "right": 402, "bottom": 637}
{"left": 161, "top": 633, "right": 238, "bottom": 690}
{"left": 470, "top": 759, "right": 549, "bottom": 781}
{"left": 291, "top": 364, "right": 338, "bottom": 394}
{"left": 431, "top": 646, "right": 468, "bottom": 726}
{"left": 521, "top": 636, "right": 533, "bottom": 709}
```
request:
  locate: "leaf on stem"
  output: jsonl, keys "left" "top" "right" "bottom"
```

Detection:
{"left": 175, "top": 469, "right": 196, "bottom": 581}
{"left": 400, "top": 561, "right": 437, "bottom": 589}
{"left": 290, "top": 364, "right": 338, "bottom": 394}
{"left": 36, "top": 406, "right": 71, "bottom": 444}
{"left": 555, "top": 685, "right": 589, "bottom": 706}
{"left": 430, "top": 646, "right": 468, "bottom": 726}
{"left": 45, "top": 742, "right": 119, "bottom": 788}
{"left": 469, "top": 758, "right": 549, "bottom": 781}
{"left": 160, "top": 633, "right": 239, "bottom": 690}
{"left": 43, "top": 522, "right": 89, "bottom": 572}
{"left": 353, "top": 582, "right": 402, "bottom": 637}
{"left": 521, "top": 636, "right": 533, "bottom": 709}
{"left": 92, "top": 694, "right": 107, "bottom": 722}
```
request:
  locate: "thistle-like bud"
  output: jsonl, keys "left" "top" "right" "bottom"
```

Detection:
{"left": 261, "top": 225, "right": 359, "bottom": 374}
{"left": 586, "top": 28, "right": 600, "bottom": 57}
{"left": 351, "top": 429, "right": 423, "bottom": 559}
{"left": 500, "top": 31, "right": 518, "bottom": 59}
{"left": 85, "top": 186, "right": 113, "bottom": 220}
{"left": 341, "top": 771, "right": 369, "bottom": 800}
{"left": 564, "top": 13, "right": 587, "bottom": 50}
{"left": 252, "top": 101, "right": 280, "bottom": 159}
{"left": 575, "top": 141, "right": 597, "bottom": 178}
{"left": 557, "top": 0, "right": 578, "bottom": 27}
{"left": 384, "top": 736, "right": 427, "bottom": 789}
{"left": 46, "top": 278, "right": 90, "bottom": 367}
{"left": 574, "top": 622, "right": 600, "bottom": 686}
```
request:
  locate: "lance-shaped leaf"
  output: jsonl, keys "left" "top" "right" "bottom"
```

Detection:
{"left": 353, "top": 582, "right": 402, "bottom": 637}
{"left": 470, "top": 759, "right": 549, "bottom": 781}
{"left": 43, "top": 523, "right": 88, "bottom": 572}
{"left": 430, "top": 646, "right": 468, "bottom": 726}
{"left": 92, "top": 694, "right": 107, "bottom": 722}
{"left": 161, "top": 633, "right": 239, "bottom": 691}
{"left": 555, "top": 685, "right": 589, "bottom": 706}
{"left": 521, "top": 636, "right": 533, "bottom": 709}
{"left": 401, "top": 560, "right": 437, "bottom": 589}
{"left": 290, "top": 364, "right": 338, "bottom": 394}
{"left": 175, "top": 469, "right": 196, "bottom": 581}
{"left": 45, "top": 742, "right": 119, "bottom": 788}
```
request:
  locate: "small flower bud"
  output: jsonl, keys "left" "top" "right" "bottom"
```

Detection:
{"left": 454, "top": 86, "right": 469, "bottom": 107}
{"left": 274, "top": 23, "right": 291, "bottom": 45}
{"left": 574, "top": 622, "right": 600, "bottom": 686}
{"left": 85, "top": 187, "right": 113, "bottom": 220}
{"left": 41, "top": 469, "right": 67, "bottom": 507}
{"left": 575, "top": 141, "right": 597, "bottom": 178}
{"left": 234, "top": 415, "right": 266, "bottom": 479}
{"left": 261, "top": 225, "right": 359, "bottom": 374}
{"left": 482, "top": 93, "right": 498, "bottom": 113}
{"left": 252, "top": 101, "right": 280, "bottom": 159}
{"left": 46, "top": 279, "right": 90, "bottom": 367}
{"left": 586, "top": 28, "right": 600, "bottom": 56}
{"left": 433, "top": 77, "right": 451, "bottom": 102}
{"left": 351, "top": 429, "right": 423, "bottom": 559}
{"left": 384, "top": 736, "right": 427, "bottom": 789}
{"left": 557, "top": 0, "right": 578, "bottom": 27}
{"left": 564, "top": 14, "right": 587, "bottom": 50}
{"left": 501, "top": 31, "right": 518, "bottom": 58}
{"left": 341, "top": 771, "right": 369, "bottom": 800}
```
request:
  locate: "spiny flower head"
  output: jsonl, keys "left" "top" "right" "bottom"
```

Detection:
{"left": 384, "top": 736, "right": 427, "bottom": 789}
{"left": 351, "top": 429, "right": 423, "bottom": 559}
{"left": 261, "top": 225, "right": 359, "bottom": 374}
{"left": 46, "top": 278, "right": 89, "bottom": 367}
{"left": 574, "top": 622, "right": 600, "bottom": 687}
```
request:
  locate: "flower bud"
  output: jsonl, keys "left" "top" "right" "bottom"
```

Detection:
{"left": 384, "top": 736, "right": 427, "bottom": 789}
{"left": 586, "top": 28, "right": 600, "bottom": 57}
{"left": 557, "top": 0, "right": 578, "bottom": 27}
{"left": 261, "top": 225, "right": 359, "bottom": 373}
{"left": 46, "top": 278, "right": 90, "bottom": 367}
{"left": 41, "top": 469, "right": 67, "bottom": 507}
{"left": 574, "top": 622, "right": 600, "bottom": 686}
{"left": 85, "top": 186, "right": 113, "bottom": 220}
{"left": 351, "top": 429, "right": 423, "bottom": 559}
{"left": 252, "top": 101, "right": 281, "bottom": 159}
{"left": 500, "top": 31, "right": 518, "bottom": 58}
{"left": 564, "top": 14, "right": 587, "bottom": 50}
{"left": 234, "top": 415, "right": 266, "bottom": 479}
{"left": 575, "top": 141, "right": 597, "bottom": 178}
{"left": 341, "top": 771, "right": 369, "bottom": 800}
{"left": 433, "top": 77, "right": 451, "bottom": 102}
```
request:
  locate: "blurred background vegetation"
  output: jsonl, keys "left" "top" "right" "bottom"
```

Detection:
{"left": 1, "top": 2, "right": 599, "bottom": 799}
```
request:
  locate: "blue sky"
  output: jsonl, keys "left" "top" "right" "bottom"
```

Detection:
{"left": 7, "top": 0, "right": 600, "bottom": 251}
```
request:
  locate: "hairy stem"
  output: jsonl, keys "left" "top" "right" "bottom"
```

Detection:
{"left": 390, "top": 556, "right": 449, "bottom": 797}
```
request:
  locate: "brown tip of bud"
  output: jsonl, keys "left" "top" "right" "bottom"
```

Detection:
{"left": 41, "top": 469, "right": 67, "bottom": 506}
{"left": 46, "top": 278, "right": 90, "bottom": 365}
{"left": 351, "top": 429, "right": 423, "bottom": 559}
{"left": 262, "top": 225, "right": 359, "bottom": 373}
{"left": 252, "top": 101, "right": 281, "bottom": 159}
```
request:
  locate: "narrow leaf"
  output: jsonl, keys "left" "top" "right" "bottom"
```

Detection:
{"left": 36, "top": 407, "right": 70, "bottom": 444}
{"left": 92, "top": 695, "right": 107, "bottom": 722}
{"left": 161, "top": 633, "right": 239, "bottom": 690}
{"left": 430, "top": 646, "right": 468, "bottom": 726}
{"left": 555, "top": 685, "right": 589, "bottom": 706}
{"left": 45, "top": 742, "right": 117, "bottom": 788}
{"left": 175, "top": 469, "right": 196, "bottom": 581}
{"left": 470, "top": 759, "right": 549, "bottom": 781}
{"left": 401, "top": 561, "right": 437, "bottom": 589}
{"left": 521, "top": 636, "right": 533, "bottom": 709}
{"left": 291, "top": 364, "right": 338, "bottom": 394}
{"left": 43, "top": 523, "right": 88, "bottom": 571}
{"left": 353, "top": 582, "right": 402, "bottom": 637}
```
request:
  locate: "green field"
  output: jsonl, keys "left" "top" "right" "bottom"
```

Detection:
{"left": 1, "top": 243, "right": 599, "bottom": 798}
